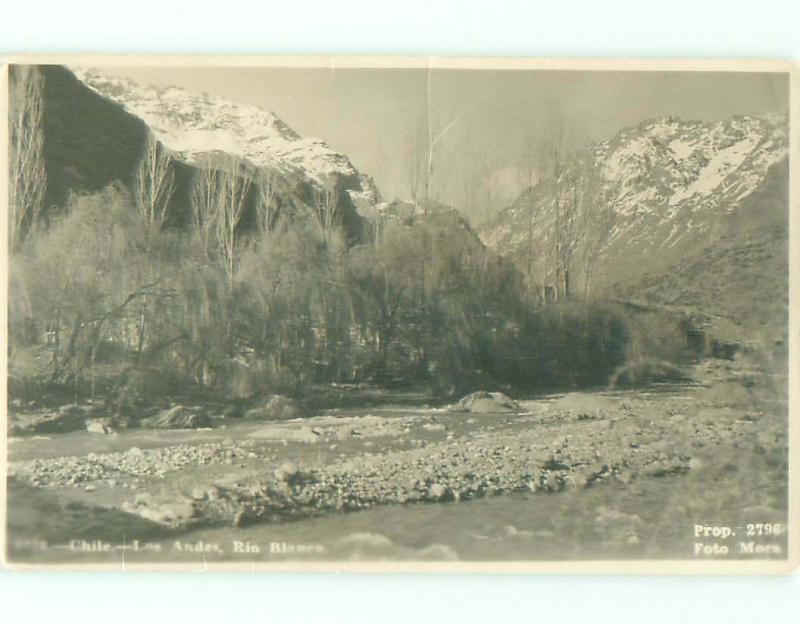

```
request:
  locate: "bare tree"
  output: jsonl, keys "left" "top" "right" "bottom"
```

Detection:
{"left": 190, "top": 160, "right": 220, "bottom": 257}
{"left": 423, "top": 112, "right": 437, "bottom": 211}
{"left": 312, "top": 184, "right": 340, "bottom": 245}
{"left": 517, "top": 134, "right": 543, "bottom": 303}
{"left": 9, "top": 65, "right": 47, "bottom": 249}
{"left": 215, "top": 156, "right": 253, "bottom": 285}
{"left": 404, "top": 112, "right": 445, "bottom": 215}
{"left": 538, "top": 118, "right": 573, "bottom": 299}
{"left": 404, "top": 124, "right": 425, "bottom": 211}
{"left": 576, "top": 159, "right": 615, "bottom": 297}
{"left": 367, "top": 147, "right": 388, "bottom": 246}
{"left": 190, "top": 156, "right": 255, "bottom": 282}
{"left": 539, "top": 123, "right": 614, "bottom": 300}
{"left": 133, "top": 131, "right": 174, "bottom": 228}
{"left": 255, "top": 167, "right": 277, "bottom": 233}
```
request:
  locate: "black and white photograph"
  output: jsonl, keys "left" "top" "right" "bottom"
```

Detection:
{"left": 2, "top": 58, "right": 796, "bottom": 571}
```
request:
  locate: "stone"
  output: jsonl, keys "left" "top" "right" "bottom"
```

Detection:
{"left": 449, "top": 391, "right": 522, "bottom": 414}
{"left": 86, "top": 419, "right": 115, "bottom": 434}
{"left": 244, "top": 395, "right": 305, "bottom": 421}
{"left": 24, "top": 410, "right": 87, "bottom": 434}
{"left": 140, "top": 405, "right": 210, "bottom": 429}
{"left": 429, "top": 483, "right": 447, "bottom": 500}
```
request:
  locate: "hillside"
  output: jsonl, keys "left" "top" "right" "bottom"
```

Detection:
{"left": 615, "top": 159, "right": 789, "bottom": 345}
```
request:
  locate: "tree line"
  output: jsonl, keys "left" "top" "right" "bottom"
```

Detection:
{"left": 8, "top": 150, "right": 630, "bottom": 408}
{"left": 9, "top": 71, "right": 681, "bottom": 409}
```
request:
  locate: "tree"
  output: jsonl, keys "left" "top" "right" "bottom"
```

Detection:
{"left": 190, "top": 156, "right": 253, "bottom": 284}
{"left": 215, "top": 156, "right": 253, "bottom": 286}
{"left": 517, "top": 134, "right": 543, "bottom": 303}
{"left": 190, "top": 159, "right": 220, "bottom": 257}
{"left": 537, "top": 118, "right": 613, "bottom": 300}
{"left": 529, "top": 119, "right": 613, "bottom": 299}
{"left": 312, "top": 184, "right": 340, "bottom": 246}
{"left": 543, "top": 120, "right": 576, "bottom": 298}
{"left": 404, "top": 124, "right": 425, "bottom": 211}
{"left": 133, "top": 131, "right": 174, "bottom": 228}
{"left": 255, "top": 167, "right": 278, "bottom": 233}
{"left": 575, "top": 157, "right": 614, "bottom": 297}
{"left": 9, "top": 65, "right": 47, "bottom": 249}
{"left": 403, "top": 112, "right": 445, "bottom": 214}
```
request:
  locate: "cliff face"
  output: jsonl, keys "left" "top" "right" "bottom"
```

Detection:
{"left": 39, "top": 65, "right": 147, "bottom": 214}
{"left": 34, "top": 65, "right": 383, "bottom": 240}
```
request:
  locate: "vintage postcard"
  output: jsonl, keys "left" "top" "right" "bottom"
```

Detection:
{"left": 1, "top": 57, "right": 796, "bottom": 573}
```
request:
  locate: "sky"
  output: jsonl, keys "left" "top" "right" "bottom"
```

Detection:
{"left": 98, "top": 66, "right": 789, "bottom": 222}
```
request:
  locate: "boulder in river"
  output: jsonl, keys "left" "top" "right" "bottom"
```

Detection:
{"left": 139, "top": 405, "right": 210, "bottom": 429}
{"left": 448, "top": 391, "right": 522, "bottom": 414}
{"left": 86, "top": 419, "right": 116, "bottom": 434}
{"left": 244, "top": 394, "right": 305, "bottom": 420}
{"left": 136, "top": 501, "right": 196, "bottom": 528}
{"left": 14, "top": 408, "right": 87, "bottom": 435}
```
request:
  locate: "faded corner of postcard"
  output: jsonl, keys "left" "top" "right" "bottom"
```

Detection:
{"left": 1, "top": 57, "right": 796, "bottom": 573}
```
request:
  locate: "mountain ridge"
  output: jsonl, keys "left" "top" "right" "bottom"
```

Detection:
{"left": 71, "top": 67, "right": 384, "bottom": 213}
{"left": 479, "top": 112, "right": 789, "bottom": 290}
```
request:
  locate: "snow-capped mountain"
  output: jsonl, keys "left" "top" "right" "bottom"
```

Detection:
{"left": 68, "top": 66, "right": 383, "bottom": 223}
{"left": 480, "top": 114, "right": 789, "bottom": 287}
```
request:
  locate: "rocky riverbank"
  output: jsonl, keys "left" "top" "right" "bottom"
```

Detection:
{"left": 8, "top": 363, "right": 788, "bottom": 537}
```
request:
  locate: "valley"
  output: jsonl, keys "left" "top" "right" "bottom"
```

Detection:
{"left": 5, "top": 64, "right": 791, "bottom": 565}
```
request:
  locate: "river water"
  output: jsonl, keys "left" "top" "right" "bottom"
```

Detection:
{"left": 7, "top": 385, "right": 789, "bottom": 564}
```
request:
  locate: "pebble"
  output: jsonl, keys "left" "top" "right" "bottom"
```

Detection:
{"left": 429, "top": 483, "right": 447, "bottom": 499}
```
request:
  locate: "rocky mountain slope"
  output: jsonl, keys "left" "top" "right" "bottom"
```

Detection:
{"left": 615, "top": 158, "right": 789, "bottom": 345}
{"left": 37, "top": 65, "right": 383, "bottom": 239}
{"left": 480, "top": 114, "right": 789, "bottom": 289}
